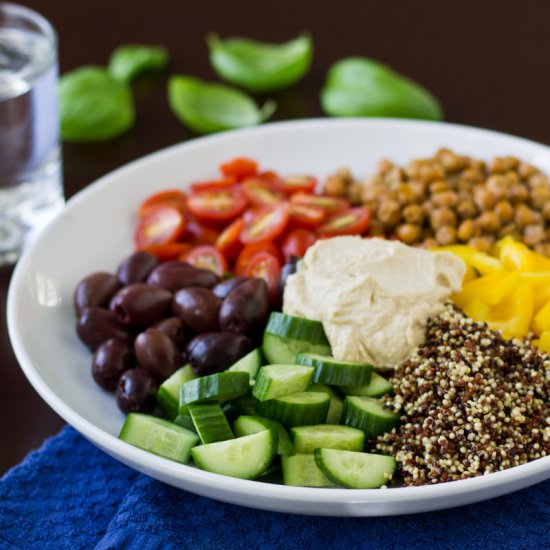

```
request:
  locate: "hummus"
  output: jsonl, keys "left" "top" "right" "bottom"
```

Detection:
{"left": 282, "top": 236, "right": 465, "bottom": 369}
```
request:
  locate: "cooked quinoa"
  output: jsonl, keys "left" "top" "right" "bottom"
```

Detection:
{"left": 375, "top": 304, "right": 550, "bottom": 486}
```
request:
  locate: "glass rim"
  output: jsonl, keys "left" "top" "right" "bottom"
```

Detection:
{"left": 0, "top": 2, "right": 57, "bottom": 86}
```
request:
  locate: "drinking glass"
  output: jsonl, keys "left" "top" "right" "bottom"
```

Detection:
{"left": 0, "top": 3, "right": 63, "bottom": 265}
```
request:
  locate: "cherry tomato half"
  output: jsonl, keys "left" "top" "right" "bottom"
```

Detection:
{"left": 280, "top": 229, "right": 316, "bottom": 261}
{"left": 215, "top": 217, "right": 244, "bottom": 261}
{"left": 276, "top": 175, "right": 317, "bottom": 195}
{"left": 244, "top": 251, "right": 282, "bottom": 304}
{"left": 190, "top": 177, "right": 236, "bottom": 193}
{"left": 187, "top": 187, "right": 247, "bottom": 223}
{"left": 235, "top": 242, "right": 280, "bottom": 276}
{"left": 183, "top": 218, "right": 220, "bottom": 245}
{"left": 220, "top": 157, "right": 258, "bottom": 181}
{"left": 135, "top": 205, "right": 186, "bottom": 249}
{"left": 288, "top": 203, "right": 326, "bottom": 228}
{"left": 242, "top": 177, "right": 285, "bottom": 207}
{"left": 240, "top": 203, "right": 290, "bottom": 245}
{"left": 185, "top": 245, "right": 228, "bottom": 277}
{"left": 316, "top": 207, "right": 371, "bottom": 237}
{"left": 144, "top": 242, "right": 192, "bottom": 262}
{"left": 290, "top": 192, "right": 349, "bottom": 213}
{"left": 139, "top": 189, "right": 187, "bottom": 217}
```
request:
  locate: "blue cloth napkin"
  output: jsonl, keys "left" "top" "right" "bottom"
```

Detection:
{"left": 0, "top": 426, "right": 548, "bottom": 550}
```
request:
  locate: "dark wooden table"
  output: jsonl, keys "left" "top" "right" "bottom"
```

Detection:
{"left": 3, "top": 0, "right": 550, "bottom": 475}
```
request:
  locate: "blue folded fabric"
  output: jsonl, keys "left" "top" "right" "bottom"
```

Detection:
{"left": 0, "top": 426, "right": 548, "bottom": 550}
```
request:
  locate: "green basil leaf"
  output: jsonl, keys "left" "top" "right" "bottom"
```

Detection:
{"left": 109, "top": 44, "right": 169, "bottom": 83}
{"left": 168, "top": 75, "right": 276, "bottom": 134}
{"left": 59, "top": 66, "right": 135, "bottom": 142}
{"left": 207, "top": 33, "right": 312, "bottom": 93}
{"left": 321, "top": 57, "right": 442, "bottom": 121}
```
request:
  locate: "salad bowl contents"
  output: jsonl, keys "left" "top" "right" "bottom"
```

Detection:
{"left": 8, "top": 119, "right": 550, "bottom": 516}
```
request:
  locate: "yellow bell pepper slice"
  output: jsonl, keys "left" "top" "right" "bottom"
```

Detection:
{"left": 532, "top": 299, "right": 550, "bottom": 335}
{"left": 453, "top": 271, "right": 520, "bottom": 308}
{"left": 435, "top": 245, "right": 502, "bottom": 275}
{"left": 519, "top": 272, "right": 550, "bottom": 311}
{"left": 498, "top": 237, "right": 550, "bottom": 272}
{"left": 535, "top": 329, "right": 550, "bottom": 353}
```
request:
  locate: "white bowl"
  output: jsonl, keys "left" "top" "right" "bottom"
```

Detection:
{"left": 7, "top": 118, "right": 550, "bottom": 516}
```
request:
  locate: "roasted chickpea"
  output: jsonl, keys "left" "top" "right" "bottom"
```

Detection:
{"left": 473, "top": 187, "right": 497, "bottom": 210}
{"left": 377, "top": 159, "right": 394, "bottom": 174}
{"left": 438, "top": 150, "right": 466, "bottom": 173}
{"left": 460, "top": 168, "right": 484, "bottom": 184}
{"left": 494, "top": 200, "right": 514, "bottom": 223}
{"left": 397, "top": 184, "right": 416, "bottom": 205}
{"left": 468, "top": 236, "right": 493, "bottom": 253}
{"left": 396, "top": 223, "right": 422, "bottom": 244}
{"left": 485, "top": 175, "right": 510, "bottom": 200}
{"left": 491, "top": 156, "right": 519, "bottom": 173}
{"left": 422, "top": 237, "right": 439, "bottom": 249}
{"left": 499, "top": 223, "right": 518, "bottom": 238}
{"left": 435, "top": 225, "right": 457, "bottom": 246}
{"left": 347, "top": 182, "right": 363, "bottom": 205}
{"left": 429, "top": 179, "right": 450, "bottom": 195}
{"left": 542, "top": 202, "right": 550, "bottom": 221}
{"left": 534, "top": 243, "right": 550, "bottom": 257}
{"left": 323, "top": 175, "right": 347, "bottom": 196}
{"left": 402, "top": 203, "right": 425, "bottom": 224}
{"left": 528, "top": 172, "right": 549, "bottom": 188}
{"left": 518, "top": 162, "right": 538, "bottom": 180}
{"left": 430, "top": 207, "right": 457, "bottom": 229}
{"left": 510, "top": 184, "right": 529, "bottom": 204}
{"left": 377, "top": 199, "right": 401, "bottom": 226}
{"left": 476, "top": 211, "right": 501, "bottom": 233}
{"left": 457, "top": 219, "right": 476, "bottom": 242}
{"left": 515, "top": 204, "right": 541, "bottom": 227}
{"left": 523, "top": 224, "right": 546, "bottom": 247}
{"left": 529, "top": 185, "right": 550, "bottom": 209}
{"left": 432, "top": 190, "right": 459, "bottom": 208}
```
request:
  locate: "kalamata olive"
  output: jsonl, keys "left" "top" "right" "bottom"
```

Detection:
{"left": 219, "top": 278, "right": 270, "bottom": 336}
{"left": 117, "top": 251, "right": 159, "bottom": 285}
{"left": 277, "top": 255, "right": 301, "bottom": 306}
{"left": 74, "top": 272, "right": 122, "bottom": 315}
{"left": 186, "top": 332, "right": 252, "bottom": 376}
{"left": 212, "top": 276, "right": 250, "bottom": 300}
{"left": 172, "top": 287, "right": 221, "bottom": 333}
{"left": 116, "top": 368, "right": 158, "bottom": 414}
{"left": 152, "top": 316, "right": 187, "bottom": 348}
{"left": 147, "top": 261, "right": 220, "bottom": 292}
{"left": 110, "top": 284, "right": 172, "bottom": 327}
{"left": 76, "top": 307, "right": 134, "bottom": 350}
{"left": 91, "top": 338, "right": 135, "bottom": 391}
{"left": 134, "top": 328, "right": 181, "bottom": 380}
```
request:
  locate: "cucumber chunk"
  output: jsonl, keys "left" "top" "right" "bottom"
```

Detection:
{"left": 263, "top": 312, "right": 331, "bottom": 364}
{"left": 224, "top": 392, "right": 259, "bottom": 418}
{"left": 173, "top": 412, "right": 196, "bottom": 432}
{"left": 179, "top": 372, "right": 250, "bottom": 411}
{"left": 119, "top": 413, "right": 199, "bottom": 463}
{"left": 343, "top": 396, "right": 400, "bottom": 439}
{"left": 234, "top": 415, "right": 294, "bottom": 456}
{"left": 308, "top": 383, "right": 344, "bottom": 424}
{"left": 191, "top": 429, "right": 277, "bottom": 480}
{"left": 297, "top": 353, "right": 372, "bottom": 386}
{"left": 314, "top": 448, "right": 396, "bottom": 488}
{"left": 156, "top": 364, "right": 196, "bottom": 419}
{"left": 252, "top": 364, "right": 314, "bottom": 401}
{"left": 228, "top": 348, "right": 263, "bottom": 379}
{"left": 188, "top": 402, "right": 234, "bottom": 444}
{"left": 282, "top": 453, "right": 338, "bottom": 487}
{"left": 291, "top": 424, "right": 365, "bottom": 454}
{"left": 257, "top": 391, "right": 330, "bottom": 427}
{"left": 339, "top": 371, "right": 394, "bottom": 398}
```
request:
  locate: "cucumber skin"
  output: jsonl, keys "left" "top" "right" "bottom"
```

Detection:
{"left": 257, "top": 392, "right": 330, "bottom": 427}
{"left": 252, "top": 364, "right": 315, "bottom": 401}
{"left": 290, "top": 425, "right": 365, "bottom": 454}
{"left": 343, "top": 396, "right": 400, "bottom": 440}
{"left": 264, "top": 312, "right": 330, "bottom": 344}
{"left": 233, "top": 415, "right": 295, "bottom": 457}
{"left": 188, "top": 402, "right": 234, "bottom": 444}
{"left": 179, "top": 372, "right": 250, "bottom": 411}
{"left": 156, "top": 364, "right": 196, "bottom": 419}
{"left": 339, "top": 372, "right": 394, "bottom": 398}
{"left": 307, "top": 383, "right": 344, "bottom": 424}
{"left": 281, "top": 453, "right": 338, "bottom": 487}
{"left": 228, "top": 348, "right": 263, "bottom": 379}
{"left": 297, "top": 353, "right": 373, "bottom": 386}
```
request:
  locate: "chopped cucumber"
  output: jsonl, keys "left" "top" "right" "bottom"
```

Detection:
{"left": 257, "top": 391, "right": 330, "bottom": 427}
{"left": 263, "top": 312, "right": 331, "bottom": 364}
{"left": 179, "top": 372, "right": 250, "bottom": 411}
{"left": 234, "top": 415, "right": 294, "bottom": 456}
{"left": 224, "top": 392, "right": 259, "bottom": 418}
{"left": 282, "top": 453, "right": 338, "bottom": 487}
{"left": 291, "top": 424, "right": 365, "bottom": 454}
{"left": 252, "top": 364, "right": 314, "bottom": 401}
{"left": 308, "top": 383, "right": 344, "bottom": 424}
{"left": 343, "top": 396, "right": 400, "bottom": 440}
{"left": 156, "top": 364, "right": 195, "bottom": 419}
{"left": 314, "top": 448, "right": 396, "bottom": 488}
{"left": 188, "top": 402, "right": 234, "bottom": 444}
{"left": 191, "top": 429, "right": 277, "bottom": 480}
{"left": 228, "top": 348, "right": 263, "bottom": 379}
{"left": 297, "top": 352, "right": 372, "bottom": 386}
{"left": 119, "top": 413, "right": 199, "bottom": 463}
{"left": 339, "top": 371, "right": 394, "bottom": 398}
{"left": 173, "top": 412, "right": 196, "bottom": 432}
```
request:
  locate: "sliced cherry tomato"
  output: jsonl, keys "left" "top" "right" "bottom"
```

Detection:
{"left": 134, "top": 206, "right": 186, "bottom": 249}
{"left": 183, "top": 218, "right": 219, "bottom": 245}
{"left": 244, "top": 251, "right": 282, "bottom": 303}
{"left": 220, "top": 157, "right": 258, "bottom": 181}
{"left": 215, "top": 217, "right": 244, "bottom": 261}
{"left": 139, "top": 189, "right": 187, "bottom": 217}
{"left": 316, "top": 207, "right": 371, "bottom": 237}
{"left": 190, "top": 177, "right": 236, "bottom": 193}
{"left": 276, "top": 175, "right": 317, "bottom": 195}
{"left": 242, "top": 177, "right": 285, "bottom": 207}
{"left": 143, "top": 242, "right": 192, "bottom": 262}
{"left": 240, "top": 203, "right": 290, "bottom": 245}
{"left": 235, "top": 242, "right": 280, "bottom": 275}
{"left": 288, "top": 203, "right": 326, "bottom": 228}
{"left": 280, "top": 229, "right": 316, "bottom": 261}
{"left": 187, "top": 187, "right": 247, "bottom": 223}
{"left": 185, "top": 245, "right": 228, "bottom": 277}
{"left": 290, "top": 192, "right": 349, "bottom": 213}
